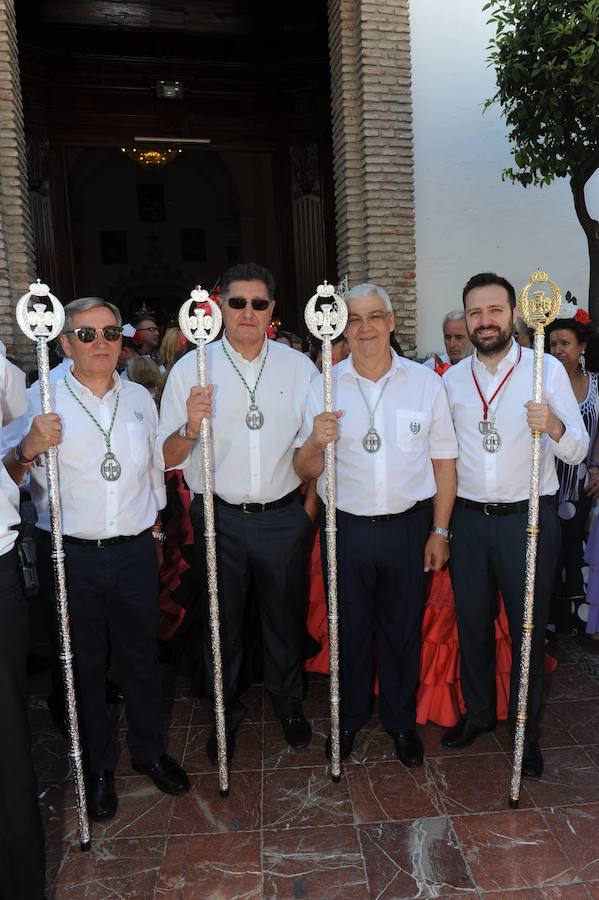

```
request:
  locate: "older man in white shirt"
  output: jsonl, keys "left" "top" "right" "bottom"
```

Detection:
{"left": 158, "top": 263, "right": 316, "bottom": 764}
{"left": 442, "top": 272, "right": 588, "bottom": 776}
{"left": 295, "top": 283, "right": 458, "bottom": 765}
{"left": 0, "top": 353, "right": 45, "bottom": 900}
{"left": 6, "top": 297, "right": 189, "bottom": 823}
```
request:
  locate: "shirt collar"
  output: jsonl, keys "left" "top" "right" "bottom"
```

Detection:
{"left": 222, "top": 332, "right": 268, "bottom": 367}
{"left": 65, "top": 367, "right": 121, "bottom": 400}
{"left": 472, "top": 338, "right": 518, "bottom": 378}
{"left": 340, "top": 347, "right": 403, "bottom": 384}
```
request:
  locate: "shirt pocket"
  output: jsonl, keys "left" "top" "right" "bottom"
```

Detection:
{"left": 127, "top": 421, "right": 151, "bottom": 466}
{"left": 396, "top": 409, "right": 430, "bottom": 451}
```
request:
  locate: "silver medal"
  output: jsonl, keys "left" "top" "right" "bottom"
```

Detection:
{"left": 101, "top": 452, "right": 121, "bottom": 481}
{"left": 362, "top": 427, "right": 382, "bottom": 453}
{"left": 482, "top": 432, "right": 502, "bottom": 453}
{"left": 246, "top": 404, "right": 264, "bottom": 430}
{"left": 479, "top": 420, "right": 495, "bottom": 435}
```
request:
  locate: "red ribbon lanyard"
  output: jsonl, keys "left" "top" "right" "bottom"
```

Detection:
{"left": 471, "top": 345, "right": 522, "bottom": 421}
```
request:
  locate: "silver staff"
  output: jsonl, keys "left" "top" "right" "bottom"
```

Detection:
{"left": 305, "top": 281, "right": 348, "bottom": 782}
{"left": 509, "top": 270, "right": 561, "bottom": 808}
{"left": 16, "top": 280, "right": 91, "bottom": 851}
{"left": 178, "top": 289, "right": 229, "bottom": 796}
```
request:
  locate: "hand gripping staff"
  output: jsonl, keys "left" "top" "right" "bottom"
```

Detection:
{"left": 16, "top": 280, "right": 91, "bottom": 850}
{"left": 509, "top": 270, "right": 561, "bottom": 808}
{"left": 304, "top": 281, "right": 348, "bottom": 782}
{"left": 178, "top": 289, "right": 229, "bottom": 796}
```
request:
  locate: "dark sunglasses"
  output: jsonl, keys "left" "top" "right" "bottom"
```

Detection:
{"left": 64, "top": 326, "right": 123, "bottom": 343}
{"left": 226, "top": 297, "right": 271, "bottom": 311}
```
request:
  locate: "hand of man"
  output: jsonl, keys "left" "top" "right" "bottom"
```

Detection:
{"left": 309, "top": 411, "right": 342, "bottom": 451}
{"left": 186, "top": 385, "right": 213, "bottom": 437}
{"left": 524, "top": 401, "right": 565, "bottom": 442}
{"left": 585, "top": 468, "right": 599, "bottom": 499}
{"left": 423, "top": 533, "right": 449, "bottom": 572}
{"left": 21, "top": 413, "right": 62, "bottom": 458}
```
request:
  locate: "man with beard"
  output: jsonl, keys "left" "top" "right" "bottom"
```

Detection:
{"left": 442, "top": 272, "right": 587, "bottom": 776}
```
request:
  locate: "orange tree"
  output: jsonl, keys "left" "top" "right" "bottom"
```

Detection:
{"left": 485, "top": 0, "right": 599, "bottom": 318}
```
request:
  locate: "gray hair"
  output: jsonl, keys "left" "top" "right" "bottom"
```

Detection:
{"left": 57, "top": 297, "right": 122, "bottom": 357}
{"left": 346, "top": 283, "right": 392, "bottom": 313}
{"left": 442, "top": 309, "right": 466, "bottom": 329}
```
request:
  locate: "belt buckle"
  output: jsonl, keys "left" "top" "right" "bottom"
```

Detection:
{"left": 483, "top": 503, "right": 491, "bottom": 516}
{"left": 96, "top": 538, "right": 103, "bottom": 548}
{"left": 242, "top": 502, "right": 250, "bottom": 514}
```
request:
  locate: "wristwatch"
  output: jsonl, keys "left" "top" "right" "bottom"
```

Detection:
{"left": 431, "top": 526, "right": 451, "bottom": 543}
{"left": 179, "top": 423, "right": 198, "bottom": 441}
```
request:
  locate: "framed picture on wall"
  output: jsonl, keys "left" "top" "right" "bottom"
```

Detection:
{"left": 137, "top": 184, "right": 165, "bottom": 222}
{"left": 180, "top": 228, "right": 206, "bottom": 262}
{"left": 100, "top": 230, "right": 128, "bottom": 264}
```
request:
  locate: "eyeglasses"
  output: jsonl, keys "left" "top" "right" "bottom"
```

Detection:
{"left": 136, "top": 325, "right": 159, "bottom": 333}
{"left": 226, "top": 297, "right": 271, "bottom": 311}
{"left": 64, "top": 326, "right": 123, "bottom": 343}
{"left": 346, "top": 311, "right": 390, "bottom": 327}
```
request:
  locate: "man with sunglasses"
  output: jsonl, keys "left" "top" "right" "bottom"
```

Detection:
{"left": 158, "top": 262, "right": 316, "bottom": 764}
{"left": 10, "top": 297, "right": 189, "bottom": 821}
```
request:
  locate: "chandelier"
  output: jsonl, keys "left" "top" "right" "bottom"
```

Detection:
{"left": 121, "top": 147, "right": 181, "bottom": 168}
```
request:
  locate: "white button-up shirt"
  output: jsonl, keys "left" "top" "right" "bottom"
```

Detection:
{"left": 26, "top": 369, "right": 166, "bottom": 539}
{"left": 444, "top": 339, "right": 589, "bottom": 503}
{"left": 0, "top": 356, "right": 27, "bottom": 555}
{"left": 298, "top": 349, "right": 458, "bottom": 516}
{"left": 156, "top": 336, "right": 316, "bottom": 504}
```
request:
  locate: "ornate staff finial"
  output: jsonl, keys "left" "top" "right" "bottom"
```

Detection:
{"left": 179, "top": 286, "right": 222, "bottom": 346}
{"left": 517, "top": 270, "right": 561, "bottom": 330}
{"left": 16, "top": 280, "right": 64, "bottom": 342}
{"left": 305, "top": 280, "right": 348, "bottom": 342}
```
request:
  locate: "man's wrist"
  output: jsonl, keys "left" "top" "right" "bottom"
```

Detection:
{"left": 179, "top": 423, "right": 199, "bottom": 441}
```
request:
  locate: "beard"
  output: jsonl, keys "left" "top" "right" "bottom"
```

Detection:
{"left": 468, "top": 324, "right": 513, "bottom": 356}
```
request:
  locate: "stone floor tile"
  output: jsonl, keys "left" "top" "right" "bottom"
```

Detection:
{"left": 360, "top": 817, "right": 476, "bottom": 898}
{"left": 543, "top": 802, "right": 599, "bottom": 883}
{"left": 263, "top": 766, "right": 353, "bottom": 830}
{"left": 522, "top": 747, "right": 599, "bottom": 807}
{"left": 262, "top": 824, "right": 369, "bottom": 899}
{"left": 169, "top": 770, "right": 261, "bottom": 835}
{"left": 183, "top": 722, "right": 262, "bottom": 774}
{"left": 428, "top": 753, "right": 533, "bottom": 815}
{"left": 347, "top": 760, "right": 445, "bottom": 824}
{"left": 453, "top": 808, "right": 577, "bottom": 892}
{"left": 53, "top": 836, "right": 165, "bottom": 897}
{"left": 157, "top": 832, "right": 261, "bottom": 897}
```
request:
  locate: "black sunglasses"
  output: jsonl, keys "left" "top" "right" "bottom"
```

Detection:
{"left": 64, "top": 326, "right": 123, "bottom": 343}
{"left": 226, "top": 297, "right": 271, "bottom": 311}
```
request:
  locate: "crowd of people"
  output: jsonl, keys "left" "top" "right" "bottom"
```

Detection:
{"left": 1, "top": 262, "right": 597, "bottom": 898}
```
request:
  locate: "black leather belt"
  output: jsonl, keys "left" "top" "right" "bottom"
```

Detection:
{"left": 342, "top": 498, "right": 432, "bottom": 523}
{"left": 214, "top": 487, "right": 300, "bottom": 514}
{"left": 455, "top": 496, "right": 556, "bottom": 516}
{"left": 62, "top": 527, "right": 152, "bottom": 548}
{"left": 0, "top": 546, "right": 18, "bottom": 572}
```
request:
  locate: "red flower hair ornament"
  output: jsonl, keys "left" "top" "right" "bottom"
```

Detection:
{"left": 574, "top": 308, "right": 591, "bottom": 325}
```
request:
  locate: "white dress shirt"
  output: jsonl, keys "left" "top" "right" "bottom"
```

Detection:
{"left": 444, "top": 339, "right": 589, "bottom": 503}
{"left": 298, "top": 349, "right": 458, "bottom": 516}
{"left": 156, "top": 336, "right": 316, "bottom": 504}
{"left": 26, "top": 368, "right": 166, "bottom": 539}
{"left": 0, "top": 356, "right": 27, "bottom": 555}
{"left": 423, "top": 352, "right": 449, "bottom": 369}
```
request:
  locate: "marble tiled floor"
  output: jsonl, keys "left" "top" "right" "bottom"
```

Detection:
{"left": 33, "top": 636, "right": 599, "bottom": 899}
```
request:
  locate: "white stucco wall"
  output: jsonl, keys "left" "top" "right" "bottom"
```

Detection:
{"left": 410, "top": 0, "right": 598, "bottom": 358}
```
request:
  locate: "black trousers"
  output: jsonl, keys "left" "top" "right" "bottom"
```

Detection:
{"left": 550, "top": 493, "right": 591, "bottom": 631}
{"left": 450, "top": 500, "right": 560, "bottom": 741}
{"left": 63, "top": 532, "right": 165, "bottom": 772}
{"left": 190, "top": 495, "right": 312, "bottom": 729}
{"left": 332, "top": 504, "right": 431, "bottom": 734}
{"left": 0, "top": 552, "right": 45, "bottom": 900}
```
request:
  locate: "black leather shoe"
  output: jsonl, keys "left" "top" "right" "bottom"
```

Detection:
{"left": 206, "top": 725, "right": 237, "bottom": 766}
{"left": 132, "top": 754, "right": 190, "bottom": 795}
{"left": 522, "top": 739, "right": 544, "bottom": 778}
{"left": 280, "top": 708, "right": 312, "bottom": 749}
{"left": 87, "top": 770, "right": 117, "bottom": 821}
{"left": 325, "top": 728, "right": 357, "bottom": 761}
{"left": 442, "top": 717, "right": 496, "bottom": 749}
{"left": 391, "top": 729, "right": 424, "bottom": 767}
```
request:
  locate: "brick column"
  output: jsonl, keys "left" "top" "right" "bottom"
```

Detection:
{"left": 327, "top": 0, "right": 417, "bottom": 353}
{"left": 0, "top": 0, "right": 36, "bottom": 354}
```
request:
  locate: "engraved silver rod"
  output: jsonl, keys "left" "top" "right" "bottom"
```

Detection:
{"left": 37, "top": 336, "right": 91, "bottom": 849}
{"left": 509, "top": 327, "right": 544, "bottom": 808}
{"left": 322, "top": 336, "right": 342, "bottom": 782}
{"left": 196, "top": 340, "right": 229, "bottom": 796}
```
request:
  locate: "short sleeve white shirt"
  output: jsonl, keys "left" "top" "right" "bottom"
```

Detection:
{"left": 0, "top": 357, "right": 27, "bottom": 555}
{"left": 156, "top": 336, "right": 317, "bottom": 504}
{"left": 298, "top": 349, "right": 458, "bottom": 515}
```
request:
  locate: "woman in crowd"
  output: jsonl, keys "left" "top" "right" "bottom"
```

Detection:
{"left": 546, "top": 304, "right": 599, "bottom": 634}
